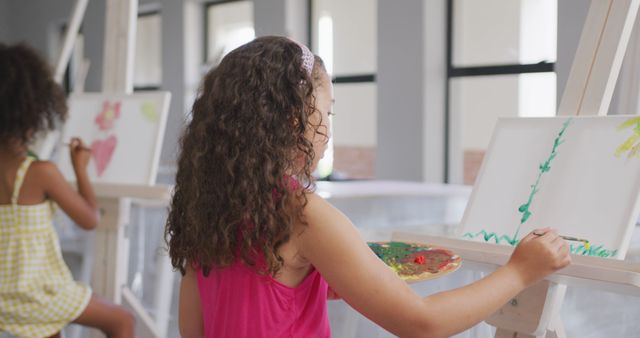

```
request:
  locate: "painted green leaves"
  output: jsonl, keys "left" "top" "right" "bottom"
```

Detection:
{"left": 514, "top": 118, "right": 572, "bottom": 238}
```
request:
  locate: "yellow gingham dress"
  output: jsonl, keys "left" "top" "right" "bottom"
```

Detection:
{"left": 0, "top": 157, "right": 91, "bottom": 338}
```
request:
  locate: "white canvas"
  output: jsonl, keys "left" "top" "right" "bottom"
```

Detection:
{"left": 461, "top": 116, "right": 640, "bottom": 259}
{"left": 57, "top": 92, "right": 171, "bottom": 185}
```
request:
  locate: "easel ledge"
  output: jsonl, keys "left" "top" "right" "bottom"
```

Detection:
{"left": 392, "top": 232, "right": 640, "bottom": 297}
{"left": 67, "top": 182, "right": 172, "bottom": 201}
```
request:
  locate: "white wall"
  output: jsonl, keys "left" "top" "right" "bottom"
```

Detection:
{"left": 183, "top": 0, "right": 204, "bottom": 124}
{"left": 377, "top": 0, "right": 425, "bottom": 181}
{"left": 313, "top": 0, "right": 376, "bottom": 75}
{"left": 556, "top": 0, "right": 590, "bottom": 103}
{"left": 452, "top": 75, "right": 519, "bottom": 151}
{"left": 448, "top": 1, "right": 520, "bottom": 183}
{"left": 332, "top": 83, "right": 377, "bottom": 147}
{"left": 555, "top": 0, "right": 640, "bottom": 116}
{"left": 206, "top": 1, "right": 254, "bottom": 63}
{"left": 423, "top": 0, "right": 447, "bottom": 182}
{"left": 312, "top": 0, "right": 378, "bottom": 152}
{"left": 4, "top": 0, "right": 75, "bottom": 62}
{"left": 134, "top": 14, "right": 162, "bottom": 86}
{"left": 285, "top": 0, "right": 308, "bottom": 44}
{"left": 156, "top": 0, "right": 187, "bottom": 170}
{"left": 611, "top": 12, "right": 640, "bottom": 115}
{"left": 520, "top": 0, "right": 557, "bottom": 64}
{"left": 453, "top": 0, "right": 521, "bottom": 66}
{"left": 253, "top": 0, "right": 285, "bottom": 37}
{"left": 0, "top": 0, "right": 9, "bottom": 42}
{"left": 2, "top": 0, "right": 106, "bottom": 91}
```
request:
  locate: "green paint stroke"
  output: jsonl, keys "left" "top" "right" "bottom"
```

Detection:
{"left": 569, "top": 243, "right": 617, "bottom": 258}
{"left": 615, "top": 116, "right": 640, "bottom": 159}
{"left": 461, "top": 118, "right": 620, "bottom": 258}
{"left": 513, "top": 118, "right": 573, "bottom": 239}
{"left": 463, "top": 230, "right": 518, "bottom": 246}
{"left": 462, "top": 230, "right": 618, "bottom": 257}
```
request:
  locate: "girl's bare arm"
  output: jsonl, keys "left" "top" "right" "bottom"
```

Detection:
{"left": 35, "top": 161, "right": 98, "bottom": 229}
{"left": 179, "top": 265, "right": 204, "bottom": 338}
{"left": 299, "top": 193, "right": 570, "bottom": 338}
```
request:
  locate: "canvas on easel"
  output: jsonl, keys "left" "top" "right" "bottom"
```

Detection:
{"left": 461, "top": 116, "right": 640, "bottom": 259}
{"left": 56, "top": 92, "right": 171, "bottom": 186}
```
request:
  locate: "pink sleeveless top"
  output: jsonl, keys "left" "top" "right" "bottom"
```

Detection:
{"left": 197, "top": 259, "right": 331, "bottom": 338}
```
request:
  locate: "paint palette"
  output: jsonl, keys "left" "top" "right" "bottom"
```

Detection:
{"left": 368, "top": 241, "right": 462, "bottom": 283}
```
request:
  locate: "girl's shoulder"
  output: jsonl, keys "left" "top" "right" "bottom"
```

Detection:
{"left": 302, "top": 191, "right": 325, "bottom": 210}
{"left": 0, "top": 157, "right": 58, "bottom": 185}
{"left": 301, "top": 191, "right": 343, "bottom": 227}
{"left": 28, "top": 159, "right": 61, "bottom": 178}
{"left": 24, "top": 160, "right": 67, "bottom": 190}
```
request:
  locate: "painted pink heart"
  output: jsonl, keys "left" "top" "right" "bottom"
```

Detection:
{"left": 91, "top": 135, "right": 118, "bottom": 177}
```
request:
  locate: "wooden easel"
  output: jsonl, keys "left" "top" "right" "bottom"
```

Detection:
{"left": 88, "top": 1, "right": 174, "bottom": 337}
{"left": 390, "top": 232, "right": 640, "bottom": 335}
{"left": 90, "top": 184, "right": 171, "bottom": 338}
{"left": 398, "top": 1, "right": 640, "bottom": 337}
{"left": 51, "top": 0, "right": 173, "bottom": 337}
{"left": 491, "top": 1, "right": 640, "bottom": 337}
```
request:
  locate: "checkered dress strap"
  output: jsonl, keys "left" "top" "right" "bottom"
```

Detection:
{"left": 10, "top": 156, "right": 35, "bottom": 205}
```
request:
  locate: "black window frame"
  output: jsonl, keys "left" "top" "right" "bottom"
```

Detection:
{"left": 308, "top": 0, "right": 377, "bottom": 180}
{"left": 308, "top": 0, "right": 377, "bottom": 85}
{"left": 444, "top": 0, "right": 556, "bottom": 182}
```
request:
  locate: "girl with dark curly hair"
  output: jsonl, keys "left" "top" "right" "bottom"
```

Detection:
{"left": 0, "top": 43, "right": 134, "bottom": 338}
{"left": 168, "top": 36, "right": 570, "bottom": 338}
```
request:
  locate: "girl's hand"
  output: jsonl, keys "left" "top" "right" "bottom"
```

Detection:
{"left": 299, "top": 194, "right": 569, "bottom": 337}
{"left": 69, "top": 137, "right": 91, "bottom": 172}
{"left": 506, "top": 228, "right": 571, "bottom": 288}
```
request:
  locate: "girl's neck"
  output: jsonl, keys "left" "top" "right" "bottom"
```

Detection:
{"left": 0, "top": 143, "right": 28, "bottom": 160}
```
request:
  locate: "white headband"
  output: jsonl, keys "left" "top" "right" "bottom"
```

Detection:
{"left": 293, "top": 40, "right": 314, "bottom": 75}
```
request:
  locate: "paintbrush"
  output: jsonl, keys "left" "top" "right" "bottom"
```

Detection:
{"left": 64, "top": 142, "right": 92, "bottom": 152}
{"left": 532, "top": 231, "right": 591, "bottom": 250}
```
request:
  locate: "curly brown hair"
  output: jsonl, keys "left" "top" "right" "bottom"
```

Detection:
{"left": 0, "top": 43, "right": 68, "bottom": 146}
{"left": 165, "top": 36, "right": 327, "bottom": 276}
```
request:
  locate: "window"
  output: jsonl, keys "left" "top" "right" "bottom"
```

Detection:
{"left": 205, "top": 0, "right": 255, "bottom": 65}
{"left": 447, "top": 0, "right": 557, "bottom": 184}
{"left": 312, "top": 0, "right": 377, "bottom": 179}
{"left": 134, "top": 12, "right": 162, "bottom": 90}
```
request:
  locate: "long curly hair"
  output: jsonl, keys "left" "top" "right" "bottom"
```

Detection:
{"left": 0, "top": 43, "right": 67, "bottom": 146}
{"left": 165, "top": 36, "right": 327, "bottom": 276}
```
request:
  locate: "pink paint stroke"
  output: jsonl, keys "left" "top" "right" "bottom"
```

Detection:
{"left": 91, "top": 135, "right": 117, "bottom": 176}
{"left": 95, "top": 101, "right": 122, "bottom": 131}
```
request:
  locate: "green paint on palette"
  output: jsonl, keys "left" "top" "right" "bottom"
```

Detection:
{"left": 368, "top": 241, "right": 423, "bottom": 261}
{"left": 513, "top": 118, "right": 572, "bottom": 240}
